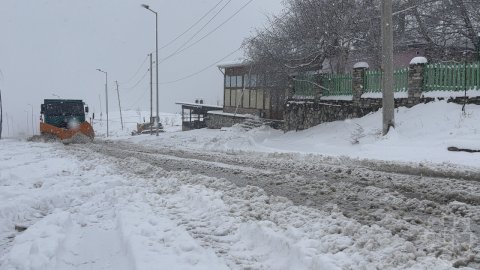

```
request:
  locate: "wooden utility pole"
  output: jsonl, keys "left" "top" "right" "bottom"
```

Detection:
{"left": 381, "top": 0, "right": 395, "bottom": 135}
{"left": 115, "top": 81, "right": 124, "bottom": 130}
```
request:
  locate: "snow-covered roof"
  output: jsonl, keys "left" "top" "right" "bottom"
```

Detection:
{"left": 353, "top": 62, "right": 369, "bottom": 69}
{"left": 175, "top": 102, "right": 223, "bottom": 109}
{"left": 217, "top": 61, "right": 251, "bottom": 69}
{"left": 206, "top": 110, "right": 253, "bottom": 118}
{"left": 410, "top": 57, "right": 428, "bottom": 65}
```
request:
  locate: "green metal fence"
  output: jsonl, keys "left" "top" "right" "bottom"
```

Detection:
{"left": 293, "top": 74, "right": 316, "bottom": 97}
{"left": 364, "top": 68, "right": 408, "bottom": 93}
{"left": 322, "top": 74, "right": 353, "bottom": 96}
{"left": 424, "top": 63, "right": 480, "bottom": 92}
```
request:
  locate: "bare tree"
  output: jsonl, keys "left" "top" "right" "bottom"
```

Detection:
{"left": 245, "top": 0, "right": 480, "bottom": 76}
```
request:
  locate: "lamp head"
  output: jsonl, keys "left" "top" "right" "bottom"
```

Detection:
{"left": 141, "top": 4, "right": 149, "bottom": 9}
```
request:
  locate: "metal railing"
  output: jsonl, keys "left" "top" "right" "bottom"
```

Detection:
{"left": 424, "top": 63, "right": 480, "bottom": 92}
{"left": 322, "top": 74, "right": 353, "bottom": 96}
{"left": 364, "top": 68, "right": 408, "bottom": 93}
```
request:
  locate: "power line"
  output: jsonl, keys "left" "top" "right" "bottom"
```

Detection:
{"left": 122, "top": 68, "right": 150, "bottom": 91}
{"left": 118, "top": 55, "right": 149, "bottom": 85}
{"left": 161, "top": 0, "right": 233, "bottom": 62}
{"left": 159, "top": 0, "right": 226, "bottom": 50}
{"left": 128, "top": 84, "right": 150, "bottom": 108}
{"left": 159, "top": 47, "right": 242, "bottom": 85}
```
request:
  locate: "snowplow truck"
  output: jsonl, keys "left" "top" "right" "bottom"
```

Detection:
{"left": 40, "top": 99, "right": 94, "bottom": 142}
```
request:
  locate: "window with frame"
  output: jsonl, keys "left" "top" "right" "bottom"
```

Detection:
{"left": 225, "top": 75, "right": 231, "bottom": 87}
{"left": 245, "top": 74, "right": 257, "bottom": 88}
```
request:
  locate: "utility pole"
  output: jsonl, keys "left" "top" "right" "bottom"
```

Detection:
{"left": 381, "top": 0, "right": 395, "bottom": 135}
{"left": 5, "top": 112, "right": 9, "bottom": 137}
{"left": 115, "top": 81, "right": 124, "bottom": 130}
{"left": 150, "top": 53, "right": 153, "bottom": 135}
{"left": 24, "top": 110, "right": 29, "bottom": 136}
{"left": 155, "top": 10, "right": 159, "bottom": 137}
{"left": 96, "top": 69, "right": 109, "bottom": 137}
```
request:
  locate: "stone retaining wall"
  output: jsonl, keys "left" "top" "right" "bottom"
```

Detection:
{"left": 284, "top": 97, "right": 476, "bottom": 131}
{"left": 205, "top": 113, "right": 251, "bottom": 129}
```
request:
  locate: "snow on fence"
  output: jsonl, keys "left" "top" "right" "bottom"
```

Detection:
{"left": 364, "top": 68, "right": 408, "bottom": 93}
{"left": 424, "top": 62, "right": 480, "bottom": 92}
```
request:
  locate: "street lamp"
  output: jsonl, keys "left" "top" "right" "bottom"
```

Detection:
{"left": 142, "top": 4, "right": 160, "bottom": 136}
{"left": 28, "top": 104, "right": 34, "bottom": 135}
{"left": 96, "top": 68, "right": 109, "bottom": 137}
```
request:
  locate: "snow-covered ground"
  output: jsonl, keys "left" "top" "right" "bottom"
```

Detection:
{"left": 1, "top": 100, "right": 479, "bottom": 269}
{"left": 123, "top": 100, "right": 480, "bottom": 170}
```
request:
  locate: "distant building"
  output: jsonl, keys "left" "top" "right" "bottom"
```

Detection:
{"left": 176, "top": 101, "right": 223, "bottom": 131}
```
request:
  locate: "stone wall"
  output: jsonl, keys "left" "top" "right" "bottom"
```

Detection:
{"left": 205, "top": 113, "right": 251, "bottom": 129}
{"left": 284, "top": 96, "right": 478, "bottom": 131}
{"left": 285, "top": 97, "right": 441, "bottom": 131}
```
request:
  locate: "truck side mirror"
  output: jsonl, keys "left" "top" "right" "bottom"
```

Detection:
{"left": 40, "top": 104, "right": 45, "bottom": 114}
{"left": 85, "top": 106, "right": 89, "bottom": 113}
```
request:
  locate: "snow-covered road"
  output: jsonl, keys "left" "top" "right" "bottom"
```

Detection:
{"left": 1, "top": 138, "right": 479, "bottom": 269}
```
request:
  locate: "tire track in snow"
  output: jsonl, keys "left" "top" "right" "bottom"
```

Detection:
{"left": 68, "top": 140, "right": 480, "bottom": 268}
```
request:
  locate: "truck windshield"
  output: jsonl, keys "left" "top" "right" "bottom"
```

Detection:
{"left": 45, "top": 103, "right": 84, "bottom": 116}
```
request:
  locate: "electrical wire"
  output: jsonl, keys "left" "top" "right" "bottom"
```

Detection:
{"left": 122, "top": 69, "right": 150, "bottom": 91}
{"left": 118, "top": 55, "right": 149, "bottom": 85}
{"left": 159, "top": 47, "right": 242, "bottom": 85}
{"left": 159, "top": 0, "right": 226, "bottom": 50}
{"left": 160, "top": 0, "right": 254, "bottom": 64}
{"left": 161, "top": 0, "right": 232, "bottom": 62}
{"left": 128, "top": 84, "right": 150, "bottom": 108}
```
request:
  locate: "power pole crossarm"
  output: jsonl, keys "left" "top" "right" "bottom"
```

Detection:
{"left": 115, "top": 81, "right": 124, "bottom": 130}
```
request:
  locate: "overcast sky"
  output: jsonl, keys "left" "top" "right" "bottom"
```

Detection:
{"left": 0, "top": 0, "right": 283, "bottom": 135}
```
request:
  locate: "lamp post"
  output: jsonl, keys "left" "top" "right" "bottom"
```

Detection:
{"left": 141, "top": 4, "right": 160, "bottom": 136}
{"left": 96, "top": 68, "right": 109, "bottom": 137}
{"left": 28, "top": 104, "right": 34, "bottom": 135}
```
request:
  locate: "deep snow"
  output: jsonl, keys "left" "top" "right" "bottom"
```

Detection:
{"left": 1, "top": 99, "right": 479, "bottom": 269}
{"left": 119, "top": 100, "right": 480, "bottom": 170}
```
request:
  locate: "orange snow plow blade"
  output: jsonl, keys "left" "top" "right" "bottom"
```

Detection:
{"left": 40, "top": 122, "right": 94, "bottom": 142}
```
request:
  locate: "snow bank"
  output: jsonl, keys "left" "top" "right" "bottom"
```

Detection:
{"left": 117, "top": 200, "right": 228, "bottom": 270}
{"left": 2, "top": 212, "right": 72, "bottom": 270}
{"left": 128, "top": 100, "right": 480, "bottom": 169}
